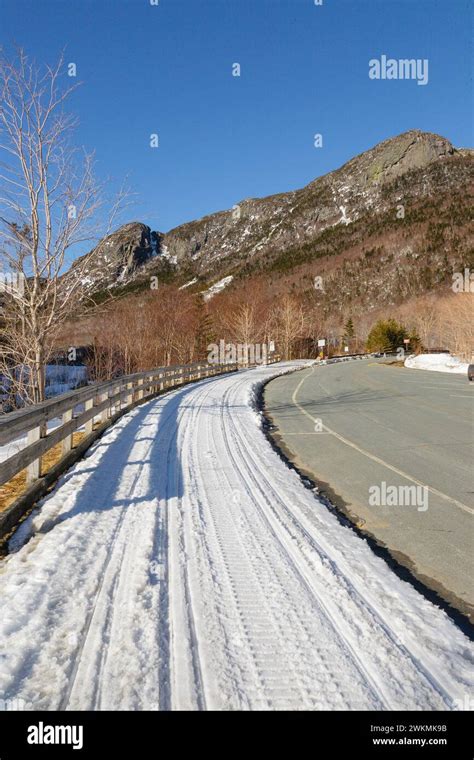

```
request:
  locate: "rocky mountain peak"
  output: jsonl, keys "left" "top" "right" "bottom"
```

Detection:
{"left": 93, "top": 221, "right": 155, "bottom": 277}
{"left": 67, "top": 221, "right": 162, "bottom": 294}
{"left": 67, "top": 130, "right": 470, "bottom": 305}
{"left": 329, "top": 130, "right": 456, "bottom": 189}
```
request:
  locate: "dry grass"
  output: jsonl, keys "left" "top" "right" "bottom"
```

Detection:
{"left": 0, "top": 431, "right": 86, "bottom": 513}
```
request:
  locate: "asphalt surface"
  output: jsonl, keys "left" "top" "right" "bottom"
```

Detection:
{"left": 264, "top": 359, "right": 474, "bottom": 621}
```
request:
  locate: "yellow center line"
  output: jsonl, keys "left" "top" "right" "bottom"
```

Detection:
{"left": 291, "top": 367, "right": 474, "bottom": 517}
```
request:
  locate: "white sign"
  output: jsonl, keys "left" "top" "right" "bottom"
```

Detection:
{"left": 269, "top": 340, "right": 275, "bottom": 352}
{"left": 317, "top": 339, "right": 326, "bottom": 348}
{"left": 344, "top": 346, "right": 349, "bottom": 352}
{"left": 403, "top": 338, "right": 410, "bottom": 344}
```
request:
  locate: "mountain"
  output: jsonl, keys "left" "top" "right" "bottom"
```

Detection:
{"left": 70, "top": 130, "right": 473, "bottom": 314}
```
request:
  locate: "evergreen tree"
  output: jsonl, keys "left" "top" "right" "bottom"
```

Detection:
{"left": 366, "top": 318, "right": 408, "bottom": 352}
{"left": 195, "top": 296, "right": 216, "bottom": 360}
{"left": 343, "top": 317, "right": 355, "bottom": 341}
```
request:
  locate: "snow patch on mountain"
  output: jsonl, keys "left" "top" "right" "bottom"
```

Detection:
{"left": 202, "top": 275, "right": 234, "bottom": 301}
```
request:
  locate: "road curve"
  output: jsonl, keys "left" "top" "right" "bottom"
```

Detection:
{"left": 264, "top": 359, "right": 474, "bottom": 620}
{"left": 0, "top": 362, "right": 472, "bottom": 710}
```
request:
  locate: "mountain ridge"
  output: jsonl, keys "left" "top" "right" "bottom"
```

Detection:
{"left": 68, "top": 129, "right": 473, "bottom": 314}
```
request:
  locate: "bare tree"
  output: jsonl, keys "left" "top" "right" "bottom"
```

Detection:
{"left": 271, "top": 294, "right": 307, "bottom": 360}
{"left": 58, "top": 285, "right": 201, "bottom": 383}
{"left": 0, "top": 48, "right": 127, "bottom": 404}
{"left": 438, "top": 293, "right": 473, "bottom": 362}
{"left": 397, "top": 295, "right": 439, "bottom": 349}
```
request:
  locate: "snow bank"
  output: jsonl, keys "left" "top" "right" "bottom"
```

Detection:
{"left": 404, "top": 353, "right": 469, "bottom": 375}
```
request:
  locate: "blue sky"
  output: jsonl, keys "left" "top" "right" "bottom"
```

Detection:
{"left": 1, "top": 0, "right": 473, "bottom": 235}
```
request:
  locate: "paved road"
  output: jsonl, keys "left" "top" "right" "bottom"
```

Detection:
{"left": 264, "top": 359, "right": 474, "bottom": 621}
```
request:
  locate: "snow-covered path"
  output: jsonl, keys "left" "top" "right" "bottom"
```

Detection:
{"left": 0, "top": 362, "right": 472, "bottom": 710}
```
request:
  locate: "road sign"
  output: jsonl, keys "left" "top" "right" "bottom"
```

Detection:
{"left": 317, "top": 339, "right": 326, "bottom": 348}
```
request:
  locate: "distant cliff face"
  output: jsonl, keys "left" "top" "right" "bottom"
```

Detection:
{"left": 67, "top": 222, "right": 160, "bottom": 291}
{"left": 161, "top": 130, "right": 460, "bottom": 275}
{"left": 66, "top": 130, "right": 473, "bottom": 312}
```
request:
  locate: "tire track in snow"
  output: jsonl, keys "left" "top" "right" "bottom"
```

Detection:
{"left": 3, "top": 414, "right": 144, "bottom": 709}
{"left": 60, "top": 418, "right": 158, "bottom": 709}
{"left": 218, "top": 381, "right": 389, "bottom": 709}
{"left": 181, "top": 375, "right": 379, "bottom": 708}
{"left": 184, "top": 381, "right": 277, "bottom": 708}
{"left": 166, "top": 381, "right": 210, "bottom": 711}
{"left": 61, "top": 390, "right": 192, "bottom": 709}
{"left": 221, "top": 373, "right": 459, "bottom": 709}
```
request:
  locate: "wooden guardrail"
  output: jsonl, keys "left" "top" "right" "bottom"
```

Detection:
{"left": 0, "top": 360, "right": 251, "bottom": 539}
{"left": 0, "top": 361, "right": 239, "bottom": 489}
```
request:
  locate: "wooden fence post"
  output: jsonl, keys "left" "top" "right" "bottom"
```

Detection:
{"left": 101, "top": 390, "right": 110, "bottom": 423}
{"left": 26, "top": 425, "right": 44, "bottom": 484}
{"left": 61, "top": 408, "right": 73, "bottom": 455}
{"left": 127, "top": 381, "right": 134, "bottom": 407}
{"left": 85, "top": 397, "right": 94, "bottom": 435}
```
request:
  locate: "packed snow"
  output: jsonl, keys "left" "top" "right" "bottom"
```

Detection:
{"left": 0, "top": 362, "right": 472, "bottom": 710}
{"left": 405, "top": 353, "right": 470, "bottom": 375}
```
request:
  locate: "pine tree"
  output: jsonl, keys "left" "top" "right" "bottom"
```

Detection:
{"left": 366, "top": 319, "right": 407, "bottom": 352}
{"left": 195, "top": 296, "right": 216, "bottom": 360}
{"left": 343, "top": 317, "right": 355, "bottom": 342}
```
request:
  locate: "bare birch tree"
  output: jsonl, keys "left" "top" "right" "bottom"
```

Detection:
{"left": 272, "top": 294, "right": 307, "bottom": 360}
{"left": 0, "top": 48, "right": 127, "bottom": 405}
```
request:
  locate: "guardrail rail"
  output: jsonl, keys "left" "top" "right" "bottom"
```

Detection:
{"left": 0, "top": 359, "right": 264, "bottom": 539}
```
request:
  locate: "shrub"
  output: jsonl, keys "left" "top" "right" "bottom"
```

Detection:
{"left": 366, "top": 318, "right": 408, "bottom": 352}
